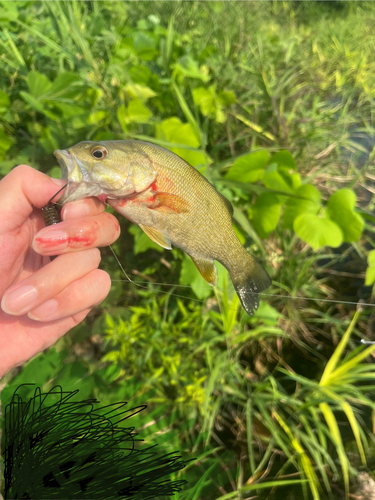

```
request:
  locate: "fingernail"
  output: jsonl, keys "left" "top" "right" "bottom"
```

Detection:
{"left": 62, "top": 200, "right": 90, "bottom": 220}
{"left": 33, "top": 229, "right": 68, "bottom": 252}
{"left": 28, "top": 299, "right": 58, "bottom": 320}
{"left": 1, "top": 285, "right": 38, "bottom": 314}
{"left": 51, "top": 178, "right": 65, "bottom": 186}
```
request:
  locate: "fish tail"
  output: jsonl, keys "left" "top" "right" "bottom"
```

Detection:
{"left": 227, "top": 250, "right": 271, "bottom": 316}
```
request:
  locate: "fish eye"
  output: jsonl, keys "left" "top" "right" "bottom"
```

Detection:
{"left": 91, "top": 146, "right": 108, "bottom": 160}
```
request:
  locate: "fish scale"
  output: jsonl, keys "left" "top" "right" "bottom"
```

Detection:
{"left": 55, "top": 140, "right": 271, "bottom": 315}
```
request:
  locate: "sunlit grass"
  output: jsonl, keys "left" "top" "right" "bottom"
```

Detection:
{"left": 1, "top": 1, "right": 375, "bottom": 498}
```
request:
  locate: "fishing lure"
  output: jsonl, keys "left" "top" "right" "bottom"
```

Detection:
{"left": 41, "top": 183, "right": 68, "bottom": 259}
{"left": 41, "top": 183, "right": 68, "bottom": 226}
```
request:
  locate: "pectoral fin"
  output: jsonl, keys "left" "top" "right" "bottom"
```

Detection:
{"left": 139, "top": 223, "right": 172, "bottom": 250}
{"left": 190, "top": 255, "right": 218, "bottom": 286}
{"left": 152, "top": 193, "right": 189, "bottom": 214}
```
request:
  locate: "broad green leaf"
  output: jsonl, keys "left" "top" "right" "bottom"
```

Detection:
{"left": 262, "top": 164, "right": 301, "bottom": 194}
{"left": 129, "top": 65, "right": 151, "bottom": 84}
{"left": 225, "top": 150, "right": 269, "bottom": 183}
{"left": 20, "top": 91, "right": 60, "bottom": 120}
{"left": 156, "top": 117, "right": 206, "bottom": 167}
{"left": 192, "top": 87, "right": 215, "bottom": 116}
{"left": 217, "top": 178, "right": 305, "bottom": 197}
{"left": 46, "top": 72, "right": 82, "bottom": 99}
{"left": 70, "top": 112, "right": 91, "bottom": 129}
{"left": 283, "top": 184, "right": 321, "bottom": 230}
{"left": 294, "top": 213, "right": 343, "bottom": 250}
{"left": 326, "top": 189, "right": 364, "bottom": 242}
{"left": 0, "top": 3, "right": 19, "bottom": 22}
{"left": 124, "top": 83, "right": 156, "bottom": 100}
{"left": 88, "top": 110, "right": 109, "bottom": 125}
{"left": 192, "top": 85, "right": 232, "bottom": 122}
{"left": 249, "top": 193, "right": 282, "bottom": 238}
{"left": 133, "top": 32, "right": 157, "bottom": 60}
{"left": 127, "top": 99, "right": 152, "bottom": 123}
{"left": 53, "top": 102, "right": 86, "bottom": 118}
{"left": 270, "top": 150, "right": 296, "bottom": 169}
{"left": 215, "top": 106, "right": 226, "bottom": 123}
{"left": 365, "top": 250, "right": 375, "bottom": 286}
{"left": 0, "top": 128, "right": 14, "bottom": 160}
{"left": 157, "top": 117, "right": 199, "bottom": 146}
{"left": 179, "top": 254, "right": 212, "bottom": 299}
{"left": 173, "top": 55, "right": 210, "bottom": 82}
{"left": 27, "top": 70, "right": 52, "bottom": 98}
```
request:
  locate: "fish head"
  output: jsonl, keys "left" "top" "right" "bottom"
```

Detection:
{"left": 54, "top": 141, "right": 158, "bottom": 204}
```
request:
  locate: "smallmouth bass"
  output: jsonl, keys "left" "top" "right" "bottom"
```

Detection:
{"left": 54, "top": 140, "right": 271, "bottom": 315}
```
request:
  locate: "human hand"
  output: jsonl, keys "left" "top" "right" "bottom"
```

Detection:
{"left": 0, "top": 165, "right": 120, "bottom": 377}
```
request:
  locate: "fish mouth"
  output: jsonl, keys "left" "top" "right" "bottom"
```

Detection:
{"left": 54, "top": 149, "right": 72, "bottom": 181}
{"left": 54, "top": 148, "right": 98, "bottom": 204}
{"left": 54, "top": 149, "right": 80, "bottom": 203}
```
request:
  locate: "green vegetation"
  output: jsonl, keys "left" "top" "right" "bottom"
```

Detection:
{"left": 1, "top": 1, "right": 375, "bottom": 499}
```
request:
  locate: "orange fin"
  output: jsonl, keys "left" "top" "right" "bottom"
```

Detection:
{"left": 190, "top": 255, "right": 218, "bottom": 286}
{"left": 152, "top": 192, "right": 189, "bottom": 214}
{"left": 139, "top": 223, "right": 172, "bottom": 250}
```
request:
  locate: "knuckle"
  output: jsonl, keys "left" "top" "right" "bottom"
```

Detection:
{"left": 10, "top": 165, "right": 34, "bottom": 178}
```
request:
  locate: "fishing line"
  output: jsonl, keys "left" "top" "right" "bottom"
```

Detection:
{"left": 102, "top": 201, "right": 375, "bottom": 311}
{"left": 111, "top": 277, "right": 375, "bottom": 309}
{"left": 108, "top": 248, "right": 375, "bottom": 345}
{"left": 108, "top": 245, "right": 217, "bottom": 306}
{"left": 108, "top": 246, "right": 375, "bottom": 309}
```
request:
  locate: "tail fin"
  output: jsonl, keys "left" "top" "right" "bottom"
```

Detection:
{"left": 229, "top": 253, "right": 271, "bottom": 316}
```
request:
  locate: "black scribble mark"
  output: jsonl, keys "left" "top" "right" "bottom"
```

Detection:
{"left": 2, "top": 384, "right": 192, "bottom": 499}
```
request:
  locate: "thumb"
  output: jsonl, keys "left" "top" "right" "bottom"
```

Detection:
{"left": 0, "top": 165, "right": 66, "bottom": 232}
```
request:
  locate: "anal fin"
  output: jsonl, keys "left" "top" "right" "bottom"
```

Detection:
{"left": 190, "top": 255, "right": 218, "bottom": 286}
{"left": 139, "top": 224, "right": 172, "bottom": 250}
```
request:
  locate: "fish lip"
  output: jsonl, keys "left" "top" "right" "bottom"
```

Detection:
{"left": 54, "top": 148, "right": 95, "bottom": 203}
{"left": 54, "top": 149, "right": 73, "bottom": 181}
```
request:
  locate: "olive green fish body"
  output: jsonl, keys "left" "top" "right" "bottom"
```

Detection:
{"left": 55, "top": 140, "right": 271, "bottom": 315}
